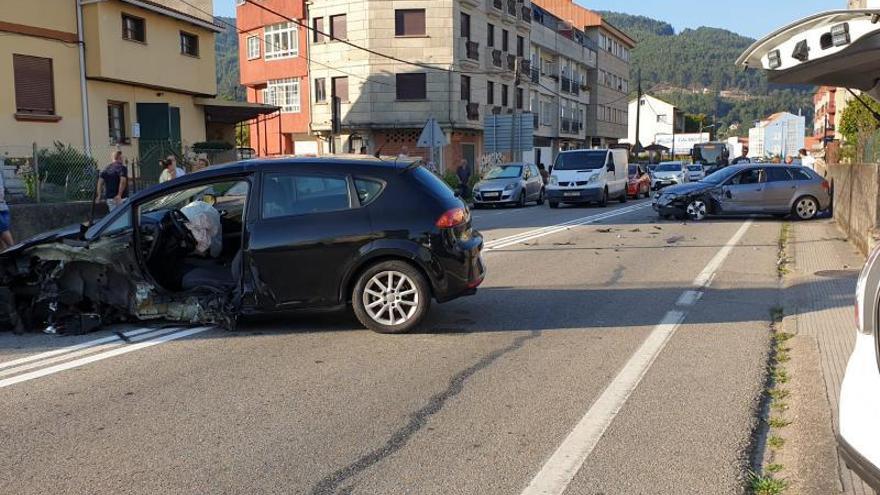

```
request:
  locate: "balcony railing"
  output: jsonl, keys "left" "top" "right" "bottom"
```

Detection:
{"left": 533, "top": 113, "right": 539, "bottom": 129}
{"left": 507, "top": 0, "right": 517, "bottom": 16}
{"left": 466, "top": 40, "right": 480, "bottom": 60}
{"left": 506, "top": 53, "right": 516, "bottom": 70}
{"left": 521, "top": 6, "right": 532, "bottom": 22}
{"left": 561, "top": 118, "right": 571, "bottom": 133}
{"left": 466, "top": 102, "right": 480, "bottom": 121}
{"left": 520, "top": 59, "right": 531, "bottom": 74}
{"left": 561, "top": 77, "right": 571, "bottom": 93}
{"left": 493, "top": 0, "right": 503, "bottom": 10}
{"left": 490, "top": 48, "right": 502, "bottom": 67}
{"left": 530, "top": 67, "right": 539, "bottom": 83}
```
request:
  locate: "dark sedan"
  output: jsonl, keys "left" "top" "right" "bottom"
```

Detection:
{"left": 652, "top": 164, "right": 832, "bottom": 221}
{"left": 0, "top": 158, "right": 485, "bottom": 334}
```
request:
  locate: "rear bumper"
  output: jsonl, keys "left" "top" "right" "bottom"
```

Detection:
{"left": 547, "top": 187, "right": 603, "bottom": 203}
{"left": 432, "top": 233, "right": 485, "bottom": 303}
{"left": 839, "top": 331, "right": 880, "bottom": 490}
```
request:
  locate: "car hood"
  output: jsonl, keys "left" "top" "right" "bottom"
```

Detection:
{"left": 653, "top": 171, "right": 683, "bottom": 178}
{"left": 658, "top": 181, "right": 715, "bottom": 196}
{"left": 476, "top": 177, "right": 520, "bottom": 189}
{"left": 0, "top": 223, "right": 83, "bottom": 258}
{"left": 552, "top": 169, "right": 602, "bottom": 182}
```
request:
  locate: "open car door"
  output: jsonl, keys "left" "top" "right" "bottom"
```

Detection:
{"left": 737, "top": 9, "right": 880, "bottom": 99}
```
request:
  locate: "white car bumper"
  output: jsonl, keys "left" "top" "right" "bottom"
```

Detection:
{"left": 839, "top": 331, "right": 880, "bottom": 489}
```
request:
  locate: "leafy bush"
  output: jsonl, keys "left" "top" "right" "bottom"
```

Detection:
{"left": 443, "top": 172, "right": 461, "bottom": 190}
{"left": 36, "top": 142, "right": 99, "bottom": 201}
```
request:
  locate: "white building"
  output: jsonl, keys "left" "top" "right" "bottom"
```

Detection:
{"left": 627, "top": 94, "right": 684, "bottom": 149}
{"left": 748, "top": 112, "right": 806, "bottom": 159}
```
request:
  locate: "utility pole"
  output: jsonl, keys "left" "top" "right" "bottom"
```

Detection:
{"left": 513, "top": 58, "right": 521, "bottom": 162}
{"left": 634, "top": 68, "right": 642, "bottom": 154}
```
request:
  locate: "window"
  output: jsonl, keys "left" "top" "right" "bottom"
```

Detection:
{"left": 108, "top": 102, "right": 126, "bottom": 144}
{"left": 315, "top": 78, "right": 326, "bottom": 102}
{"left": 332, "top": 76, "right": 349, "bottom": 102}
{"left": 501, "top": 84, "right": 508, "bottom": 107}
{"left": 502, "top": 29, "right": 509, "bottom": 52}
{"left": 730, "top": 169, "right": 766, "bottom": 185}
{"left": 354, "top": 178, "right": 384, "bottom": 205}
{"left": 262, "top": 173, "right": 351, "bottom": 218}
{"left": 487, "top": 23, "right": 495, "bottom": 47}
{"left": 516, "top": 35, "right": 524, "bottom": 57}
{"left": 460, "top": 12, "right": 471, "bottom": 40}
{"left": 396, "top": 73, "right": 427, "bottom": 100}
{"left": 395, "top": 9, "right": 425, "bottom": 36}
{"left": 791, "top": 169, "right": 814, "bottom": 181}
{"left": 487, "top": 81, "right": 495, "bottom": 105}
{"left": 122, "top": 14, "right": 145, "bottom": 42}
{"left": 265, "top": 78, "right": 301, "bottom": 113}
{"left": 330, "top": 14, "right": 347, "bottom": 40}
{"left": 247, "top": 36, "right": 260, "bottom": 59}
{"left": 180, "top": 32, "right": 199, "bottom": 56}
{"left": 13, "top": 54, "right": 55, "bottom": 116}
{"left": 313, "top": 17, "right": 325, "bottom": 43}
{"left": 460, "top": 75, "right": 471, "bottom": 102}
{"left": 515, "top": 88, "right": 523, "bottom": 109}
{"left": 265, "top": 22, "right": 297, "bottom": 59}
{"left": 766, "top": 168, "right": 794, "bottom": 182}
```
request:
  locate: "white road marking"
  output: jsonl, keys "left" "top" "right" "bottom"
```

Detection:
{"left": 521, "top": 220, "right": 753, "bottom": 495}
{"left": 0, "top": 326, "right": 213, "bottom": 389}
{"left": 676, "top": 290, "right": 703, "bottom": 307}
{"left": 0, "top": 327, "right": 183, "bottom": 379}
{"left": 0, "top": 327, "right": 160, "bottom": 372}
{"left": 485, "top": 204, "right": 649, "bottom": 251}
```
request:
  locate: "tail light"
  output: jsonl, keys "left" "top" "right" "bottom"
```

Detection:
{"left": 821, "top": 179, "right": 831, "bottom": 193}
{"left": 436, "top": 207, "right": 468, "bottom": 229}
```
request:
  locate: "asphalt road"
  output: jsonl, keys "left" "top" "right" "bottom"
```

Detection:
{"left": 0, "top": 198, "right": 781, "bottom": 495}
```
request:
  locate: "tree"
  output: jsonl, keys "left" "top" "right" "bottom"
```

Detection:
{"left": 838, "top": 94, "right": 880, "bottom": 161}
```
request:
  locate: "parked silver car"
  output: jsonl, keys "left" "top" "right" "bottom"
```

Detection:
{"left": 686, "top": 164, "right": 705, "bottom": 182}
{"left": 473, "top": 163, "right": 545, "bottom": 207}
{"left": 651, "top": 161, "right": 689, "bottom": 190}
{"left": 653, "top": 164, "right": 832, "bottom": 221}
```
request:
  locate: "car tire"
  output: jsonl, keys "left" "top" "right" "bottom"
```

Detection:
{"left": 686, "top": 199, "right": 708, "bottom": 221}
{"left": 598, "top": 188, "right": 608, "bottom": 207}
{"left": 619, "top": 187, "right": 628, "bottom": 203}
{"left": 518, "top": 191, "right": 526, "bottom": 208}
{"left": 549, "top": 200, "right": 559, "bottom": 209}
{"left": 793, "top": 195, "right": 819, "bottom": 220}
{"left": 537, "top": 188, "right": 545, "bottom": 205}
{"left": 352, "top": 261, "right": 431, "bottom": 334}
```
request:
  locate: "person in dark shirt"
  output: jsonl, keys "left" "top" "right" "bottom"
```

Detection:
{"left": 731, "top": 146, "right": 750, "bottom": 165}
{"left": 456, "top": 159, "right": 471, "bottom": 198}
{"left": 95, "top": 150, "right": 128, "bottom": 211}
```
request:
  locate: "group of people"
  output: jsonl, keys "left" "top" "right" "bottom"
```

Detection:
{"left": 95, "top": 151, "right": 211, "bottom": 212}
{"left": 731, "top": 146, "right": 816, "bottom": 170}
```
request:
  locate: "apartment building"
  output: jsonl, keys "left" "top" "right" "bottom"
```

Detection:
{"left": 527, "top": 5, "right": 596, "bottom": 167}
{"left": 627, "top": 94, "right": 685, "bottom": 148}
{"left": 2, "top": 0, "right": 264, "bottom": 181}
{"left": 237, "top": 0, "right": 313, "bottom": 155}
{"left": 532, "top": 0, "right": 634, "bottom": 147}
{"left": 748, "top": 112, "right": 806, "bottom": 159}
{"left": 813, "top": 86, "right": 836, "bottom": 142}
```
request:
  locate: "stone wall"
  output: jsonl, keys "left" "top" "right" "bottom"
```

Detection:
{"left": 8, "top": 201, "right": 108, "bottom": 242}
{"left": 822, "top": 161, "right": 880, "bottom": 255}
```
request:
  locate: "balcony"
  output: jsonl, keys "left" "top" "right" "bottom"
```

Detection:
{"left": 561, "top": 118, "right": 571, "bottom": 133}
{"left": 492, "top": 0, "right": 503, "bottom": 10}
{"left": 466, "top": 102, "right": 480, "bottom": 121}
{"left": 488, "top": 48, "right": 502, "bottom": 68}
{"left": 530, "top": 67, "right": 539, "bottom": 83}
{"left": 520, "top": 59, "right": 531, "bottom": 74}
{"left": 533, "top": 113, "right": 539, "bottom": 129}
{"left": 521, "top": 6, "right": 532, "bottom": 23}
{"left": 506, "top": 53, "right": 516, "bottom": 71}
{"left": 502, "top": 0, "right": 516, "bottom": 23}
{"left": 466, "top": 40, "right": 480, "bottom": 60}
{"left": 460, "top": 0, "right": 482, "bottom": 7}
{"left": 461, "top": 39, "right": 480, "bottom": 69}
{"left": 491, "top": 105, "right": 502, "bottom": 115}
{"left": 507, "top": 0, "right": 517, "bottom": 16}
{"left": 561, "top": 77, "right": 571, "bottom": 93}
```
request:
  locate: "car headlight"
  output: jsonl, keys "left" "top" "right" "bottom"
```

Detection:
{"left": 587, "top": 174, "right": 599, "bottom": 184}
{"left": 504, "top": 183, "right": 516, "bottom": 191}
{"left": 549, "top": 176, "right": 558, "bottom": 185}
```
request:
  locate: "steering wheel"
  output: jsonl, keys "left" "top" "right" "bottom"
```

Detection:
{"left": 168, "top": 209, "right": 196, "bottom": 252}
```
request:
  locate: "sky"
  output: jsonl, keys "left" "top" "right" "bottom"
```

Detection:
{"left": 214, "top": 0, "right": 845, "bottom": 39}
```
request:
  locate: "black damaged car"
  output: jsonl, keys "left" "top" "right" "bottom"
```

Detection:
{"left": 0, "top": 158, "right": 485, "bottom": 334}
{"left": 652, "top": 164, "right": 832, "bottom": 221}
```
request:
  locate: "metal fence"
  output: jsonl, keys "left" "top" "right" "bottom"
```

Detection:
{"left": 0, "top": 141, "right": 240, "bottom": 204}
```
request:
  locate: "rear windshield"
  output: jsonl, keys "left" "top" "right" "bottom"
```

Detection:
{"left": 412, "top": 166, "right": 457, "bottom": 200}
{"left": 554, "top": 151, "right": 607, "bottom": 171}
{"left": 687, "top": 165, "right": 702, "bottom": 171}
{"left": 656, "top": 164, "right": 682, "bottom": 172}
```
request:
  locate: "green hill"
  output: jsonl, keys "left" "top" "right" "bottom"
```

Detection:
{"left": 215, "top": 16, "right": 245, "bottom": 101}
{"left": 599, "top": 11, "right": 814, "bottom": 135}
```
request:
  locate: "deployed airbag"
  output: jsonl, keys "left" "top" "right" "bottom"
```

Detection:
{"left": 180, "top": 201, "right": 222, "bottom": 257}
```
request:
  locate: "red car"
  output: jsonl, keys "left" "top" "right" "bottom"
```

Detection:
{"left": 627, "top": 164, "right": 651, "bottom": 199}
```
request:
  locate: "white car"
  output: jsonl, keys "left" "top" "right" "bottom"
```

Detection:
{"left": 650, "top": 161, "right": 689, "bottom": 190}
{"left": 739, "top": 8, "right": 880, "bottom": 489}
{"left": 686, "top": 164, "right": 705, "bottom": 182}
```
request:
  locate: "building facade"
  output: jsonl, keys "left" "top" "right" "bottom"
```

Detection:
{"left": 748, "top": 112, "right": 806, "bottom": 159}
{"left": 237, "top": 0, "right": 313, "bottom": 156}
{"left": 627, "top": 94, "right": 685, "bottom": 149}
{"left": 813, "top": 86, "right": 836, "bottom": 142}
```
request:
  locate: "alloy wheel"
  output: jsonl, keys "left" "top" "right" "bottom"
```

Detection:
{"left": 795, "top": 197, "right": 818, "bottom": 220}
{"left": 363, "top": 271, "right": 419, "bottom": 326}
{"left": 686, "top": 200, "right": 707, "bottom": 221}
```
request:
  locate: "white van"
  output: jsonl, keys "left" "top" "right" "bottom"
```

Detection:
{"left": 546, "top": 149, "right": 629, "bottom": 208}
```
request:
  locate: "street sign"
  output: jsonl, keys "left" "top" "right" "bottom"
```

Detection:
{"left": 484, "top": 113, "right": 534, "bottom": 153}
{"left": 416, "top": 118, "right": 448, "bottom": 148}
{"left": 654, "top": 133, "right": 710, "bottom": 155}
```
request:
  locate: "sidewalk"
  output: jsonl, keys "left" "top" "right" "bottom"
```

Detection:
{"left": 787, "top": 217, "right": 875, "bottom": 495}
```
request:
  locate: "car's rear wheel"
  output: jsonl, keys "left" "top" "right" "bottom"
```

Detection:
{"left": 619, "top": 186, "right": 628, "bottom": 203}
{"left": 793, "top": 196, "right": 819, "bottom": 220}
{"left": 517, "top": 191, "right": 526, "bottom": 208}
{"left": 537, "top": 188, "right": 545, "bottom": 205}
{"left": 353, "top": 261, "right": 431, "bottom": 334}
{"left": 686, "top": 199, "right": 708, "bottom": 221}
{"left": 549, "top": 200, "right": 559, "bottom": 209}
{"left": 598, "top": 188, "right": 608, "bottom": 207}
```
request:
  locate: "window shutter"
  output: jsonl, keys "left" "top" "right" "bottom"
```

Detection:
{"left": 13, "top": 55, "right": 55, "bottom": 115}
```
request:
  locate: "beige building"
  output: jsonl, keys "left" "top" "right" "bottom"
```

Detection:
{"left": 308, "top": 0, "right": 534, "bottom": 172}
{"left": 1, "top": 0, "right": 266, "bottom": 184}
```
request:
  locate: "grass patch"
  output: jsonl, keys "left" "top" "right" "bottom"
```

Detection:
{"left": 750, "top": 471, "right": 789, "bottom": 495}
{"left": 769, "top": 416, "right": 792, "bottom": 428}
{"left": 768, "top": 435, "right": 786, "bottom": 449}
{"left": 776, "top": 352, "right": 791, "bottom": 363}
{"left": 771, "top": 401, "right": 789, "bottom": 412}
{"left": 769, "top": 388, "right": 790, "bottom": 401}
{"left": 773, "top": 368, "right": 790, "bottom": 384}
{"left": 766, "top": 463, "right": 785, "bottom": 474}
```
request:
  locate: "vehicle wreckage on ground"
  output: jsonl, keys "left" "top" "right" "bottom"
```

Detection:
{"left": 0, "top": 157, "right": 484, "bottom": 335}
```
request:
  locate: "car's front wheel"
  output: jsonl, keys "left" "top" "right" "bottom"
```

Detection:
{"left": 353, "top": 261, "right": 431, "bottom": 334}
{"left": 686, "top": 199, "right": 708, "bottom": 221}
{"left": 793, "top": 196, "right": 819, "bottom": 220}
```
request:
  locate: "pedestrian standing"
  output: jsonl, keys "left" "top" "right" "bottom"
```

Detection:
{"left": 192, "top": 157, "right": 210, "bottom": 173}
{"left": 731, "top": 147, "right": 750, "bottom": 165}
{"left": 0, "top": 168, "right": 14, "bottom": 250}
{"left": 784, "top": 156, "right": 795, "bottom": 165}
{"left": 456, "top": 159, "right": 471, "bottom": 198}
{"left": 96, "top": 150, "right": 128, "bottom": 211}
{"left": 159, "top": 155, "right": 186, "bottom": 183}
{"left": 538, "top": 163, "right": 549, "bottom": 185}
{"left": 799, "top": 148, "right": 816, "bottom": 171}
